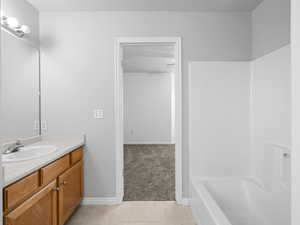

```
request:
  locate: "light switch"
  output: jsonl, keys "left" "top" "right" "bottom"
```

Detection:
{"left": 94, "top": 109, "right": 104, "bottom": 119}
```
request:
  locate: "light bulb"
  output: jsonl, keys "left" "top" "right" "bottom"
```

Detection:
{"left": 6, "top": 17, "right": 19, "bottom": 29}
{"left": 20, "top": 25, "right": 31, "bottom": 34}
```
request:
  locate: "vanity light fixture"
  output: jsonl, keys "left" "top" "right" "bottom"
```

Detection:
{"left": 6, "top": 17, "right": 20, "bottom": 28}
{"left": 1, "top": 15, "right": 31, "bottom": 38}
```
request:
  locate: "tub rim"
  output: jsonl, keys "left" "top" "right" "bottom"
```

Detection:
{"left": 191, "top": 176, "right": 265, "bottom": 225}
{"left": 191, "top": 176, "right": 232, "bottom": 225}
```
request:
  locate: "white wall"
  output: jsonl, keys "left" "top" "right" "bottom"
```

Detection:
{"left": 2, "top": 0, "right": 39, "bottom": 45}
{"left": 252, "top": 0, "right": 290, "bottom": 59}
{"left": 250, "top": 45, "right": 291, "bottom": 181}
{"left": 291, "top": 0, "right": 300, "bottom": 224}
{"left": 189, "top": 62, "right": 251, "bottom": 177}
{"left": 39, "top": 11, "right": 252, "bottom": 198}
{"left": 124, "top": 73, "right": 172, "bottom": 144}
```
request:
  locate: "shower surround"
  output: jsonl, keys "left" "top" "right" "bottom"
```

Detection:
{"left": 123, "top": 144, "right": 175, "bottom": 201}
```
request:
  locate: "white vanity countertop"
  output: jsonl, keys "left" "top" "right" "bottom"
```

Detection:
{"left": 2, "top": 136, "right": 85, "bottom": 187}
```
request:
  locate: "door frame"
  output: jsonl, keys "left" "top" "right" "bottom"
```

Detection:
{"left": 114, "top": 37, "right": 183, "bottom": 203}
{"left": 292, "top": 0, "right": 300, "bottom": 224}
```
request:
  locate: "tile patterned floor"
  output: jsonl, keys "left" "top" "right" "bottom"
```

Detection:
{"left": 65, "top": 201, "right": 196, "bottom": 225}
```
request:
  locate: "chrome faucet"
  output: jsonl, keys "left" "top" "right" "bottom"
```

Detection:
{"left": 3, "top": 141, "right": 24, "bottom": 154}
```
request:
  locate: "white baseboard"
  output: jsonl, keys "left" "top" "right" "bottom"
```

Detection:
{"left": 178, "top": 198, "right": 190, "bottom": 206}
{"left": 81, "top": 197, "right": 122, "bottom": 205}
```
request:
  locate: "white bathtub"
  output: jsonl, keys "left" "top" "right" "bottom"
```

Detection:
{"left": 190, "top": 177, "right": 290, "bottom": 225}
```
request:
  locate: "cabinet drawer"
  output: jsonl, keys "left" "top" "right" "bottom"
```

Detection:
{"left": 70, "top": 148, "right": 83, "bottom": 165}
{"left": 4, "top": 171, "right": 40, "bottom": 211}
{"left": 41, "top": 155, "right": 70, "bottom": 186}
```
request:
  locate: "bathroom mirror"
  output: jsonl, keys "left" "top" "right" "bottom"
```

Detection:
{"left": 0, "top": 30, "right": 40, "bottom": 142}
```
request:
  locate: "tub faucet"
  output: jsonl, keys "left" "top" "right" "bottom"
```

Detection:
{"left": 3, "top": 141, "right": 24, "bottom": 154}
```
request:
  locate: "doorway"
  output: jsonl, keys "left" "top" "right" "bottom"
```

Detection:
{"left": 115, "top": 37, "right": 182, "bottom": 203}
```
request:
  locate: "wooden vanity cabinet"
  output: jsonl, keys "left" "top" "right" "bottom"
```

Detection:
{"left": 3, "top": 148, "right": 84, "bottom": 225}
{"left": 58, "top": 161, "right": 83, "bottom": 225}
{"left": 70, "top": 148, "right": 83, "bottom": 165}
{"left": 4, "top": 171, "right": 40, "bottom": 212}
{"left": 4, "top": 180, "right": 58, "bottom": 225}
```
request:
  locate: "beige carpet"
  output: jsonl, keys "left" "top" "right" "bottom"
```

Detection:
{"left": 124, "top": 144, "right": 175, "bottom": 201}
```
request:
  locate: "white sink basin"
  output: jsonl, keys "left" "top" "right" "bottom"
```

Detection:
{"left": 2, "top": 145, "right": 58, "bottom": 163}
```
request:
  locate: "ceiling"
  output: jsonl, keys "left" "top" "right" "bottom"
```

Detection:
{"left": 27, "top": 0, "right": 263, "bottom": 12}
{"left": 122, "top": 44, "right": 175, "bottom": 74}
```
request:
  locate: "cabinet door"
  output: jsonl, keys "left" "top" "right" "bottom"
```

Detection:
{"left": 5, "top": 180, "right": 57, "bottom": 225}
{"left": 58, "top": 161, "right": 83, "bottom": 225}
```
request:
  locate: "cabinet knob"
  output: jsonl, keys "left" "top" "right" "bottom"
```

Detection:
{"left": 60, "top": 181, "right": 68, "bottom": 185}
{"left": 53, "top": 187, "right": 60, "bottom": 192}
